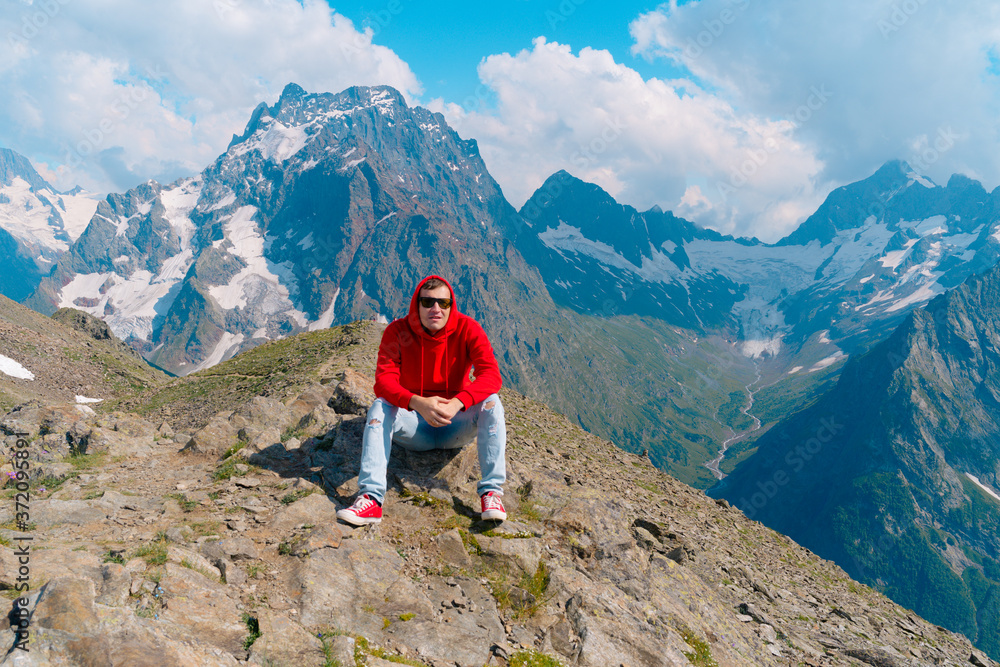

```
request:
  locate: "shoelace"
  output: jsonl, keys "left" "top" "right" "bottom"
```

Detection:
{"left": 352, "top": 495, "right": 376, "bottom": 512}
{"left": 483, "top": 493, "right": 503, "bottom": 511}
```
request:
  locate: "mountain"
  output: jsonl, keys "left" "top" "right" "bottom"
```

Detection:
{"left": 518, "top": 161, "right": 1000, "bottom": 370}
{"left": 0, "top": 148, "right": 98, "bottom": 300}
{"left": 26, "top": 84, "right": 541, "bottom": 371}
{"left": 19, "top": 85, "right": 1000, "bottom": 491}
{"left": 0, "top": 309, "right": 993, "bottom": 666}
{"left": 711, "top": 262, "right": 1000, "bottom": 658}
{"left": 19, "top": 85, "right": 756, "bottom": 489}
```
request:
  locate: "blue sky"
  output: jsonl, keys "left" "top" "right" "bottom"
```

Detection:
{"left": 1, "top": 0, "right": 998, "bottom": 241}
{"left": 333, "top": 1, "right": 688, "bottom": 104}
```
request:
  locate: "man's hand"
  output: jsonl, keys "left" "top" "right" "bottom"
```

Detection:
{"left": 409, "top": 395, "right": 463, "bottom": 427}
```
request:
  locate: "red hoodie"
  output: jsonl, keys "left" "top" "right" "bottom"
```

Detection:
{"left": 373, "top": 275, "right": 502, "bottom": 410}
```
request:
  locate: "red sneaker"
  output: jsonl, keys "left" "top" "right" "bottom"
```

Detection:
{"left": 480, "top": 491, "right": 506, "bottom": 521}
{"left": 337, "top": 494, "right": 382, "bottom": 525}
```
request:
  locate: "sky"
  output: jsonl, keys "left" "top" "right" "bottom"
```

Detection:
{"left": 2, "top": 0, "right": 999, "bottom": 242}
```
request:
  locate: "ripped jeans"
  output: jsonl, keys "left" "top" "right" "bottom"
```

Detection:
{"left": 357, "top": 394, "right": 506, "bottom": 504}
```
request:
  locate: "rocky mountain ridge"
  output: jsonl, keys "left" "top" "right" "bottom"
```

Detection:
{"left": 10, "top": 85, "right": 1000, "bottom": 492}
{"left": 712, "top": 261, "right": 1000, "bottom": 658}
{"left": 0, "top": 303, "right": 993, "bottom": 666}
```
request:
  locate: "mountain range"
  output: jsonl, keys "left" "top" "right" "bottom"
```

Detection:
{"left": 7, "top": 83, "right": 1000, "bottom": 657}
{"left": 713, "top": 262, "right": 1000, "bottom": 657}
{"left": 8, "top": 84, "right": 1000, "bottom": 491}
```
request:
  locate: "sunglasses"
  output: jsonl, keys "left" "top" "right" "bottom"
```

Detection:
{"left": 418, "top": 297, "right": 453, "bottom": 309}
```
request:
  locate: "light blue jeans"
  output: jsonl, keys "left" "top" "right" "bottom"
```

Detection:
{"left": 357, "top": 394, "right": 506, "bottom": 503}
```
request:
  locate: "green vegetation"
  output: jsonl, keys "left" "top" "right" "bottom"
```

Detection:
{"left": 167, "top": 493, "right": 199, "bottom": 512}
{"left": 680, "top": 628, "right": 718, "bottom": 667}
{"left": 487, "top": 561, "right": 552, "bottom": 620}
{"left": 123, "top": 322, "right": 382, "bottom": 431}
{"left": 509, "top": 650, "right": 564, "bottom": 667}
{"left": 830, "top": 472, "right": 979, "bottom": 642}
{"left": 131, "top": 537, "right": 169, "bottom": 566}
{"left": 241, "top": 613, "right": 261, "bottom": 651}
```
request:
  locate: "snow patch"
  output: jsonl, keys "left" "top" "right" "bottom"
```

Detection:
{"left": 0, "top": 354, "right": 33, "bottom": 380}
{"left": 75, "top": 395, "right": 103, "bottom": 404}
{"left": 192, "top": 332, "right": 245, "bottom": 372}
{"left": 787, "top": 366, "right": 803, "bottom": 374}
{"left": 966, "top": 473, "right": 1000, "bottom": 504}
{"left": 256, "top": 122, "right": 309, "bottom": 163}
{"left": 809, "top": 352, "right": 846, "bottom": 372}
{"left": 308, "top": 289, "right": 340, "bottom": 331}
{"left": 879, "top": 239, "right": 919, "bottom": 269}
{"left": 741, "top": 337, "right": 782, "bottom": 359}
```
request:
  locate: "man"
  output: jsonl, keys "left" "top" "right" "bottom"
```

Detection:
{"left": 336, "top": 275, "right": 507, "bottom": 525}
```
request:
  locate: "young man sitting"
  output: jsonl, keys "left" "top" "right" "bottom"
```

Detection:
{"left": 336, "top": 275, "right": 507, "bottom": 525}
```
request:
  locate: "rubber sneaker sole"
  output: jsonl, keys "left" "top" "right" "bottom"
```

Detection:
{"left": 336, "top": 510, "right": 382, "bottom": 526}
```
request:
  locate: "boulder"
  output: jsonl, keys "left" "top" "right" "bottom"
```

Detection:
{"left": 329, "top": 369, "right": 375, "bottom": 415}
{"left": 269, "top": 493, "right": 339, "bottom": 532}
{"left": 182, "top": 412, "right": 238, "bottom": 457}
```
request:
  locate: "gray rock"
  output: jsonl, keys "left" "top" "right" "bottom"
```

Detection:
{"left": 31, "top": 577, "right": 99, "bottom": 635}
{"left": 158, "top": 562, "right": 245, "bottom": 655}
{"left": 290, "top": 524, "right": 343, "bottom": 556}
{"left": 217, "top": 558, "right": 247, "bottom": 587}
{"left": 182, "top": 413, "right": 238, "bottom": 457}
{"left": 475, "top": 535, "right": 542, "bottom": 575}
{"left": 95, "top": 563, "right": 131, "bottom": 606}
{"left": 433, "top": 529, "right": 471, "bottom": 568}
{"left": 270, "top": 492, "right": 338, "bottom": 532}
{"left": 248, "top": 612, "right": 326, "bottom": 666}
{"left": 294, "top": 542, "right": 502, "bottom": 667}
{"left": 31, "top": 500, "right": 106, "bottom": 527}
{"left": 296, "top": 404, "right": 342, "bottom": 439}
{"left": 329, "top": 369, "right": 375, "bottom": 415}
{"left": 235, "top": 396, "right": 293, "bottom": 433}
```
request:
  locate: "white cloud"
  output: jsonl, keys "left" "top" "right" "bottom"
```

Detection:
{"left": 631, "top": 0, "right": 1000, "bottom": 205}
{"left": 430, "top": 37, "right": 825, "bottom": 241}
{"left": 0, "top": 0, "right": 420, "bottom": 194}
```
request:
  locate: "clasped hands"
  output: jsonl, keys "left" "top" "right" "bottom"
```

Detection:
{"left": 408, "top": 395, "right": 464, "bottom": 427}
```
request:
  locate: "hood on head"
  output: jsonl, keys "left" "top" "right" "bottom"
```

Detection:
{"left": 406, "top": 275, "right": 458, "bottom": 338}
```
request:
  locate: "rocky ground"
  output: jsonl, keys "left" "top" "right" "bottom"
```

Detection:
{"left": 0, "top": 318, "right": 993, "bottom": 666}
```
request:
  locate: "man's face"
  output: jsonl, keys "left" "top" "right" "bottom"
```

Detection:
{"left": 418, "top": 285, "right": 452, "bottom": 333}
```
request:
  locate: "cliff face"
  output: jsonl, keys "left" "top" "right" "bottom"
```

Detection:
{"left": 714, "top": 263, "right": 1000, "bottom": 658}
{"left": 0, "top": 309, "right": 992, "bottom": 666}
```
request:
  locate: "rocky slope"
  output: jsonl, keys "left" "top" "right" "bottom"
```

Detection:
{"left": 0, "top": 313, "right": 992, "bottom": 666}
{"left": 712, "top": 262, "right": 1000, "bottom": 658}
{"left": 0, "top": 296, "right": 165, "bottom": 413}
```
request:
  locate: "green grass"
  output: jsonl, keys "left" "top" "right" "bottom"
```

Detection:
{"left": 487, "top": 561, "right": 552, "bottom": 620}
{"left": 680, "top": 628, "right": 718, "bottom": 667}
{"left": 131, "top": 538, "right": 168, "bottom": 566}
{"left": 167, "top": 493, "right": 199, "bottom": 512}
{"left": 280, "top": 489, "right": 315, "bottom": 505}
{"left": 103, "top": 550, "right": 126, "bottom": 565}
{"left": 509, "top": 650, "right": 564, "bottom": 667}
